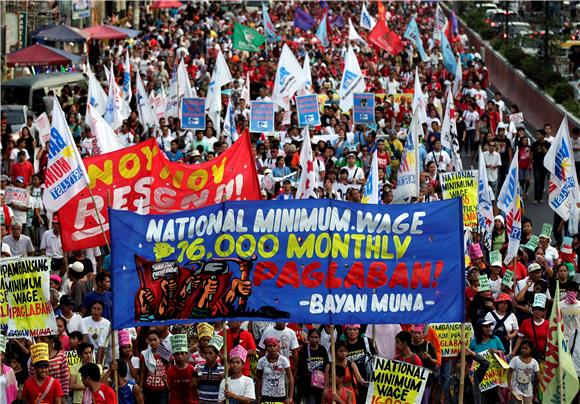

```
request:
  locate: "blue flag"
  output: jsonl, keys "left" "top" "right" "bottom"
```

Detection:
{"left": 404, "top": 16, "right": 428, "bottom": 62}
{"left": 294, "top": 7, "right": 315, "bottom": 31}
{"left": 262, "top": 4, "right": 277, "bottom": 42}
{"left": 316, "top": 13, "right": 329, "bottom": 47}
{"left": 331, "top": 15, "right": 345, "bottom": 29}
{"left": 441, "top": 33, "right": 457, "bottom": 74}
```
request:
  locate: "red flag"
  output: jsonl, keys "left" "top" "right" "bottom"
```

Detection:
{"left": 377, "top": 0, "right": 386, "bottom": 21}
{"left": 368, "top": 19, "right": 404, "bottom": 56}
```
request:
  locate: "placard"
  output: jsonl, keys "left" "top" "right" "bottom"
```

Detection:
{"left": 353, "top": 93, "right": 376, "bottom": 125}
{"left": 250, "top": 101, "right": 275, "bottom": 133}
{"left": 296, "top": 94, "right": 321, "bottom": 127}
{"left": 4, "top": 186, "right": 30, "bottom": 206}
{"left": 365, "top": 357, "right": 430, "bottom": 404}
{"left": 181, "top": 98, "right": 206, "bottom": 130}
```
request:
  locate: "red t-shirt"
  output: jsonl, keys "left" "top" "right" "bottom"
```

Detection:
{"left": 22, "top": 376, "right": 64, "bottom": 404}
{"left": 11, "top": 160, "right": 34, "bottom": 185}
{"left": 519, "top": 318, "right": 550, "bottom": 355}
{"left": 219, "top": 329, "right": 257, "bottom": 376}
{"left": 85, "top": 384, "right": 118, "bottom": 404}
{"left": 393, "top": 353, "right": 423, "bottom": 367}
{"left": 167, "top": 364, "right": 196, "bottom": 404}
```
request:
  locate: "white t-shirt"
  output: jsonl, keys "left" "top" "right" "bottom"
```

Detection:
{"left": 258, "top": 327, "right": 299, "bottom": 360}
{"left": 64, "top": 312, "right": 88, "bottom": 335}
{"left": 514, "top": 277, "right": 552, "bottom": 300}
{"left": 561, "top": 301, "right": 580, "bottom": 343}
{"left": 40, "top": 229, "right": 63, "bottom": 258}
{"left": 256, "top": 355, "right": 290, "bottom": 398}
{"left": 12, "top": 196, "right": 34, "bottom": 226}
{"left": 509, "top": 356, "right": 539, "bottom": 397}
{"left": 345, "top": 165, "right": 364, "bottom": 184}
{"left": 473, "top": 89, "right": 487, "bottom": 110}
{"left": 489, "top": 277, "right": 502, "bottom": 299}
{"left": 218, "top": 375, "right": 256, "bottom": 402}
{"left": 425, "top": 150, "right": 451, "bottom": 173}
{"left": 0, "top": 374, "right": 7, "bottom": 404}
{"left": 463, "top": 110, "right": 479, "bottom": 131}
{"left": 83, "top": 317, "right": 111, "bottom": 350}
{"left": 485, "top": 311, "right": 519, "bottom": 336}
{"left": 483, "top": 151, "right": 501, "bottom": 182}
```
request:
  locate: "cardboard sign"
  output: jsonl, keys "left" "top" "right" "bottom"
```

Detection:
{"left": 35, "top": 113, "right": 51, "bottom": 146}
{"left": 296, "top": 94, "right": 321, "bottom": 127}
{"left": 4, "top": 186, "right": 29, "bottom": 206}
{"left": 181, "top": 98, "right": 206, "bottom": 130}
{"left": 509, "top": 112, "right": 524, "bottom": 125}
{"left": 353, "top": 93, "right": 376, "bottom": 125}
{"left": 250, "top": 101, "right": 275, "bottom": 133}
{"left": 366, "top": 357, "right": 430, "bottom": 404}
{"left": 502, "top": 270, "right": 514, "bottom": 288}
{"left": 478, "top": 275, "right": 490, "bottom": 292}
{"left": 431, "top": 323, "right": 474, "bottom": 357}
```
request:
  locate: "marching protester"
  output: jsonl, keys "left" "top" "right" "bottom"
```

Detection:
{"left": 2, "top": 1, "right": 580, "bottom": 404}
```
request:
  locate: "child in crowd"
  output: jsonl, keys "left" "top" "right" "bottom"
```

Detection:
{"left": 218, "top": 345, "right": 255, "bottom": 404}
{"left": 508, "top": 339, "right": 545, "bottom": 403}
{"left": 166, "top": 333, "right": 195, "bottom": 404}
{"left": 194, "top": 335, "right": 225, "bottom": 404}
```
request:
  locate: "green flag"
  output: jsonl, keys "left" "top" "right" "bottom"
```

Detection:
{"left": 543, "top": 282, "right": 580, "bottom": 403}
{"left": 233, "top": 23, "right": 266, "bottom": 52}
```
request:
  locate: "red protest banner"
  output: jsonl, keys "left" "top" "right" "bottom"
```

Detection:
{"left": 368, "top": 19, "right": 404, "bottom": 56}
{"left": 149, "top": 132, "right": 260, "bottom": 213}
{"left": 58, "top": 134, "right": 260, "bottom": 250}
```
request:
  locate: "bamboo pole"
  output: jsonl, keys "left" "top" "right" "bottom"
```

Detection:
{"left": 458, "top": 323, "right": 466, "bottom": 404}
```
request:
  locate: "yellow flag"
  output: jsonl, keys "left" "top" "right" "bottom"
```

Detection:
{"left": 543, "top": 283, "right": 579, "bottom": 403}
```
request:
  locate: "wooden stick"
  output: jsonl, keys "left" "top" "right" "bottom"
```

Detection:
{"left": 87, "top": 184, "right": 111, "bottom": 251}
{"left": 224, "top": 325, "right": 229, "bottom": 389}
{"left": 330, "top": 325, "right": 336, "bottom": 403}
{"left": 458, "top": 323, "right": 466, "bottom": 404}
{"left": 111, "top": 329, "right": 118, "bottom": 396}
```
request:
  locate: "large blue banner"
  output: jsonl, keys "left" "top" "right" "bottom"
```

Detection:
{"left": 109, "top": 199, "right": 465, "bottom": 329}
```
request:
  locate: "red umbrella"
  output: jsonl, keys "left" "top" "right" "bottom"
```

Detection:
{"left": 151, "top": 0, "right": 183, "bottom": 9}
{"left": 82, "top": 24, "right": 128, "bottom": 40}
{"left": 6, "top": 44, "right": 80, "bottom": 67}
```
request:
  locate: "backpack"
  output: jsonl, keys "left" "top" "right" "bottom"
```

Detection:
{"left": 490, "top": 312, "right": 508, "bottom": 341}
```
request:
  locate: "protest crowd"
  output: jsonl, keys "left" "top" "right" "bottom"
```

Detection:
{"left": 2, "top": 1, "right": 580, "bottom": 404}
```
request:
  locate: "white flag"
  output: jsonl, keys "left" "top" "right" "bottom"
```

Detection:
{"left": 43, "top": 98, "right": 89, "bottom": 212}
{"left": 348, "top": 18, "right": 367, "bottom": 46}
{"left": 122, "top": 49, "right": 132, "bottom": 104}
{"left": 178, "top": 58, "right": 195, "bottom": 99}
{"left": 205, "top": 49, "right": 232, "bottom": 126}
{"left": 394, "top": 108, "right": 421, "bottom": 202}
{"left": 87, "top": 104, "right": 123, "bottom": 156}
{"left": 412, "top": 67, "right": 428, "bottom": 125}
{"left": 362, "top": 150, "right": 379, "bottom": 204}
{"left": 301, "top": 53, "right": 312, "bottom": 94}
{"left": 478, "top": 147, "right": 495, "bottom": 250}
{"left": 103, "top": 64, "right": 110, "bottom": 82}
{"left": 498, "top": 149, "right": 520, "bottom": 215}
{"left": 360, "top": 3, "right": 376, "bottom": 31}
{"left": 453, "top": 56, "right": 462, "bottom": 98}
{"left": 339, "top": 46, "right": 366, "bottom": 112}
{"left": 544, "top": 118, "right": 580, "bottom": 221}
{"left": 103, "top": 63, "right": 127, "bottom": 131}
{"left": 166, "top": 68, "right": 179, "bottom": 119}
{"left": 136, "top": 73, "right": 157, "bottom": 128}
{"left": 296, "top": 127, "right": 317, "bottom": 199}
{"left": 223, "top": 97, "right": 238, "bottom": 146}
{"left": 155, "top": 84, "right": 167, "bottom": 122}
{"left": 433, "top": 4, "right": 447, "bottom": 43}
{"left": 440, "top": 87, "right": 461, "bottom": 169}
{"left": 87, "top": 64, "right": 107, "bottom": 116}
{"left": 272, "top": 44, "right": 307, "bottom": 111}
{"left": 503, "top": 150, "right": 521, "bottom": 264}
{"left": 241, "top": 71, "right": 250, "bottom": 102}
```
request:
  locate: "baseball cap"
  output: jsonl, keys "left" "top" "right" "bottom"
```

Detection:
{"left": 476, "top": 318, "right": 494, "bottom": 327}
{"left": 15, "top": 176, "right": 24, "bottom": 183}
{"left": 69, "top": 261, "right": 84, "bottom": 273}
{"left": 60, "top": 295, "right": 74, "bottom": 306}
{"left": 528, "top": 262, "right": 542, "bottom": 273}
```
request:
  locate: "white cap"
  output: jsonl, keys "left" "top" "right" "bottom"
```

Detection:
{"left": 69, "top": 261, "right": 84, "bottom": 273}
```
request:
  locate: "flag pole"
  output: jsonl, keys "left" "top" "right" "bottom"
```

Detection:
{"left": 458, "top": 322, "right": 466, "bottom": 404}
{"left": 330, "top": 325, "right": 336, "bottom": 402}
{"left": 224, "top": 325, "right": 229, "bottom": 389}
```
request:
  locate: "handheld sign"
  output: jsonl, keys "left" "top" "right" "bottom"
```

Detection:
{"left": 250, "top": 101, "right": 275, "bottom": 133}
{"left": 296, "top": 94, "right": 321, "bottom": 127}
{"left": 181, "top": 98, "right": 206, "bottom": 130}
{"left": 353, "top": 93, "right": 375, "bottom": 125}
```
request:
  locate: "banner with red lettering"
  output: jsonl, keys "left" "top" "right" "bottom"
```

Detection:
{"left": 58, "top": 134, "right": 260, "bottom": 250}
{"left": 149, "top": 132, "right": 260, "bottom": 213}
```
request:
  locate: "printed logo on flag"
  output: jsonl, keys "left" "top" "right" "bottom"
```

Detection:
{"left": 342, "top": 70, "right": 359, "bottom": 89}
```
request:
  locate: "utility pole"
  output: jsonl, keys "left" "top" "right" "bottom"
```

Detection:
{"left": 504, "top": 1, "right": 509, "bottom": 42}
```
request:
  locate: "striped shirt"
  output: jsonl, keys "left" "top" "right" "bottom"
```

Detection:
{"left": 196, "top": 362, "right": 224, "bottom": 403}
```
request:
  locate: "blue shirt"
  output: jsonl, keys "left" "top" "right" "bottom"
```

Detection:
{"left": 166, "top": 150, "right": 184, "bottom": 162}
{"left": 469, "top": 335, "right": 505, "bottom": 354}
